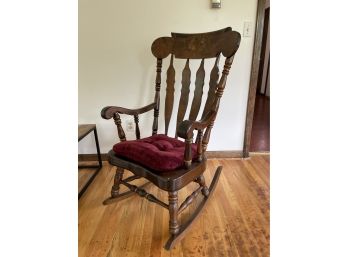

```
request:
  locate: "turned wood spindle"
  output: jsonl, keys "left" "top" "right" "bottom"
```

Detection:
{"left": 184, "top": 138, "right": 192, "bottom": 168}
{"left": 121, "top": 181, "right": 169, "bottom": 209}
{"left": 168, "top": 191, "right": 180, "bottom": 235}
{"left": 152, "top": 58, "right": 162, "bottom": 135}
{"left": 178, "top": 186, "right": 203, "bottom": 214}
{"left": 202, "top": 57, "right": 233, "bottom": 151}
{"left": 111, "top": 167, "right": 124, "bottom": 197}
{"left": 134, "top": 114, "right": 140, "bottom": 139}
{"left": 113, "top": 113, "right": 126, "bottom": 142}
{"left": 196, "top": 129, "right": 203, "bottom": 161}
{"left": 196, "top": 175, "right": 209, "bottom": 197}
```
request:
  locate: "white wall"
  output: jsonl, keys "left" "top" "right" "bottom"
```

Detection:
{"left": 78, "top": 0, "right": 257, "bottom": 154}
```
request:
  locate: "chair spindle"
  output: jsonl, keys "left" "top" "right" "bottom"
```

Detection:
{"left": 196, "top": 129, "right": 203, "bottom": 161}
{"left": 176, "top": 59, "right": 191, "bottom": 137}
{"left": 168, "top": 191, "right": 180, "bottom": 235}
{"left": 189, "top": 59, "right": 205, "bottom": 121}
{"left": 184, "top": 138, "right": 192, "bottom": 168}
{"left": 202, "top": 56, "right": 234, "bottom": 151}
{"left": 113, "top": 113, "right": 126, "bottom": 141}
{"left": 152, "top": 59, "right": 162, "bottom": 135}
{"left": 165, "top": 54, "right": 175, "bottom": 135}
{"left": 201, "top": 54, "right": 220, "bottom": 119}
{"left": 134, "top": 114, "right": 140, "bottom": 139}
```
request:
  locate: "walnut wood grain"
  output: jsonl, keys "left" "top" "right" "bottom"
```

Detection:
{"left": 184, "top": 138, "right": 192, "bottom": 168}
{"left": 177, "top": 110, "right": 217, "bottom": 139}
{"left": 152, "top": 59, "right": 162, "bottom": 135}
{"left": 164, "top": 54, "right": 175, "bottom": 135}
{"left": 171, "top": 27, "right": 229, "bottom": 38}
{"left": 113, "top": 113, "right": 126, "bottom": 142}
{"left": 178, "top": 185, "right": 203, "bottom": 214}
{"left": 195, "top": 175, "right": 209, "bottom": 197}
{"left": 122, "top": 175, "right": 141, "bottom": 183}
{"left": 211, "top": 57, "right": 234, "bottom": 111}
{"left": 178, "top": 111, "right": 217, "bottom": 164}
{"left": 189, "top": 59, "right": 205, "bottom": 121}
{"left": 107, "top": 150, "right": 206, "bottom": 192}
{"left": 103, "top": 182, "right": 151, "bottom": 205}
{"left": 111, "top": 167, "right": 124, "bottom": 197}
{"left": 152, "top": 27, "right": 241, "bottom": 59}
{"left": 196, "top": 129, "right": 203, "bottom": 162}
{"left": 121, "top": 180, "right": 169, "bottom": 209}
{"left": 202, "top": 122, "right": 214, "bottom": 152}
{"left": 168, "top": 191, "right": 180, "bottom": 235}
{"left": 164, "top": 166, "right": 222, "bottom": 250}
{"left": 202, "top": 56, "right": 235, "bottom": 151}
{"left": 201, "top": 54, "right": 220, "bottom": 119}
{"left": 175, "top": 59, "right": 191, "bottom": 136}
{"left": 101, "top": 102, "right": 155, "bottom": 119}
{"left": 134, "top": 114, "right": 140, "bottom": 139}
{"left": 151, "top": 37, "right": 173, "bottom": 59}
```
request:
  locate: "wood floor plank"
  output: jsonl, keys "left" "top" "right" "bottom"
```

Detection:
{"left": 216, "top": 166, "right": 263, "bottom": 257}
{"left": 78, "top": 169, "right": 95, "bottom": 192}
{"left": 79, "top": 156, "right": 270, "bottom": 257}
{"left": 79, "top": 162, "right": 114, "bottom": 257}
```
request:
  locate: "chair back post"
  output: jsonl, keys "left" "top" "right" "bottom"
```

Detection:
{"left": 152, "top": 58, "right": 162, "bottom": 135}
{"left": 202, "top": 56, "right": 234, "bottom": 152}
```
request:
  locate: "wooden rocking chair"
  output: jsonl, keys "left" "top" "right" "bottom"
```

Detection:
{"left": 101, "top": 27, "right": 241, "bottom": 250}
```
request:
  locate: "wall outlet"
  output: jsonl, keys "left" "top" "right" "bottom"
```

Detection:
{"left": 125, "top": 120, "right": 134, "bottom": 131}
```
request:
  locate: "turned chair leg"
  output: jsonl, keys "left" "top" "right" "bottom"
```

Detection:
{"left": 111, "top": 167, "right": 124, "bottom": 198}
{"left": 196, "top": 175, "right": 210, "bottom": 197}
{"left": 168, "top": 191, "right": 180, "bottom": 235}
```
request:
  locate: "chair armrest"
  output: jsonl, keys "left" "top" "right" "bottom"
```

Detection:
{"left": 177, "top": 111, "right": 217, "bottom": 169}
{"left": 101, "top": 102, "right": 156, "bottom": 119}
{"left": 177, "top": 110, "right": 217, "bottom": 139}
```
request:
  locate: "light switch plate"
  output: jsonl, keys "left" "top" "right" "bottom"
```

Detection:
{"left": 243, "top": 21, "right": 252, "bottom": 37}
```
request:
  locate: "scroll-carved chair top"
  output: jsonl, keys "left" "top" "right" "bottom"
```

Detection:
{"left": 151, "top": 27, "right": 241, "bottom": 59}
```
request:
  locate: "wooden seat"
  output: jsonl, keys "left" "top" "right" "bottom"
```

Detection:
{"left": 101, "top": 27, "right": 241, "bottom": 250}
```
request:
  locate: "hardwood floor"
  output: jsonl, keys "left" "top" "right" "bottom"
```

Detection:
{"left": 78, "top": 168, "right": 95, "bottom": 192}
{"left": 250, "top": 94, "right": 270, "bottom": 152}
{"left": 79, "top": 156, "right": 270, "bottom": 257}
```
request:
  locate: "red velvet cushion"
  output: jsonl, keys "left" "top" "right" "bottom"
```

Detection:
{"left": 113, "top": 134, "right": 197, "bottom": 172}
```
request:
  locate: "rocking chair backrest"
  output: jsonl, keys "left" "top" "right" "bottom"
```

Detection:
{"left": 151, "top": 27, "right": 241, "bottom": 150}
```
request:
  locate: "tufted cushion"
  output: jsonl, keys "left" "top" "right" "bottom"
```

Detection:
{"left": 113, "top": 134, "right": 197, "bottom": 172}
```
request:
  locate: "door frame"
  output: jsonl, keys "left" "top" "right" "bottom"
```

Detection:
{"left": 243, "top": 0, "right": 268, "bottom": 157}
